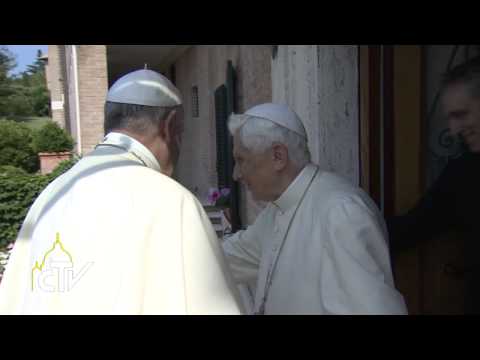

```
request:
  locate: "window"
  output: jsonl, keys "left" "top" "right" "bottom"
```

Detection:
{"left": 192, "top": 86, "right": 199, "bottom": 118}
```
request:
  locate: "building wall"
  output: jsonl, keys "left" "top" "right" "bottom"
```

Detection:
{"left": 174, "top": 45, "right": 217, "bottom": 202}
{"left": 64, "top": 46, "right": 79, "bottom": 153}
{"left": 174, "top": 45, "right": 243, "bottom": 201}
{"left": 173, "top": 45, "right": 272, "bottom": 226}
{"left": 76, "top": 45, "right": 109, "bottom": 154}
{"left": 46, "top": 45, "right": 67, "bottom": 129}
{"left": 272, "top": 45, "right": 360, "bottom": 186}
{"left": 236, "top": 46, "right": 273, "bottom": 225}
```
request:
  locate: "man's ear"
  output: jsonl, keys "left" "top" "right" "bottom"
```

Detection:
{"left": 272, "top": 143, "right": 288, "bottom": 170}
{"left": 158, "top": 109, "right": 177, "bottom": 142}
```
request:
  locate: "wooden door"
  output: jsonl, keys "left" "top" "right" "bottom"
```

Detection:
{"left": 360, "top": 46, "right": 421, "bottom": 314}
{"left": 360, "top": 45, "right": 468, "bottom": 314}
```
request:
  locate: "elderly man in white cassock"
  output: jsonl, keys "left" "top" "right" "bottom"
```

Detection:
{"left": 222, "top": 103, "right": 408, "bottom": 315}
{"left": 0, "top": 69, "right": 244, "bottom": 315}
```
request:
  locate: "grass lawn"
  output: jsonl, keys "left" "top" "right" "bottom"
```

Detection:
{"left": 0, "top": 116, "right": 52, "bottom": 130}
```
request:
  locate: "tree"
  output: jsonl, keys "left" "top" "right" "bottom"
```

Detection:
{"left": 0, "top": 46, "right": 16, "bottom": 81}
{"left": 25, "top": 50, "right": 45, "bottom": 75}
{"left": 0, "top": 47, "right": 17, "bottom": 116}
{"left": 0, "top": 47, "right": 50, "bottom": 118}
{"left": 21, "top": 49, "right": 50, "bottom": 117}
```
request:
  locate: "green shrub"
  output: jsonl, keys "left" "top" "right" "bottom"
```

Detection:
{"left": 3, "top": 91, "right": 35, "bottom": 117}
{"left": 0, "top": 156, "right": 80, "bottom": 248}
{"left": 0, "top": 165, "right": 28, "bottom": 177}
{"left": 0, "top": 119, "right": 39, "bottom": 173}
{"left": 33, "top": 121, "right": 74, "bottom": 153}
{"left": 0, "top": 173, "right": 50, "bottom": 248}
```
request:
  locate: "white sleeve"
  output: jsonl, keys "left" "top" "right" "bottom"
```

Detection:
{"left": 320, "top": 198, "right": 408, "bottom": 315}
{"left": 221, "top": 211, "right": 265, "bottom": 285}
{"left": 181, "top": 195, "right": 245, "bottom": 315}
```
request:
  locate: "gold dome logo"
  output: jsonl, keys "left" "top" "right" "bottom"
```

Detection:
{"left": 31, "top": 233, "right": 93, "bottom": 292}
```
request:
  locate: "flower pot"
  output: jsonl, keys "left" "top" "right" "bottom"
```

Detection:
{"left": 38, "top": 151, "right": 72, "bottom": 175}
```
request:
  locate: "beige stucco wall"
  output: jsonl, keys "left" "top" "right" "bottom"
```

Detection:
{"left": 272, "top": 45, "right": 360, "bottom": 187}
{"left": 174, "top": 45, "right": 272, "bottom": 226}
{"left": 46, "top": 45, "right": 67, "bottom": 129}
{"left": 174, "top": 45, "right": 217, "bottom": 202}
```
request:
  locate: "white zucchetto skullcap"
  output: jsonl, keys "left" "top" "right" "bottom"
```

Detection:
{"left": 106, "top": 69, "right": 182, "bottom": 107}
{"left": 238, "top": 103, "right": 307, "bottom": 139}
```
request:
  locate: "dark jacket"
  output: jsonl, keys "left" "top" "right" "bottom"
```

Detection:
{"left": 387, "top": 152, "right": 480, "bottom": 313}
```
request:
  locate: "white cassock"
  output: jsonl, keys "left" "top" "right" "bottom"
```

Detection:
{"left": 0, "top": 132, "right": 244, "bottom": 315}
{"left": 223, "top": 163, "right": 408, "bottom": 315}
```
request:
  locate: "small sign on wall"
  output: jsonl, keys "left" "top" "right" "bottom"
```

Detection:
{"left": 51, "top": 101, "right": 64, "bottom": 110}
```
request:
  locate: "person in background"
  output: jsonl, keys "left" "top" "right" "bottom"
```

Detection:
{"left": 387, "top": 56, "right": 480, "bottom": 314}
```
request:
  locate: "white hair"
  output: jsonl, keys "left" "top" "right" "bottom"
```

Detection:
{"left": 228, "top": 114, "right": 311, "bottom": 168}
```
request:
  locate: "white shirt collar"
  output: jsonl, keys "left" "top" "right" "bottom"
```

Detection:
{"left": 101, "top": 132, "right": 162, "bottom": 172}
{"left": 272, "top": 163, "right": 319, "bottom": 214}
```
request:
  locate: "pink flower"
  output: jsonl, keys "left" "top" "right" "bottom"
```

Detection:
{"left": 208, "top": 188, "right": 221, "bottom": 205}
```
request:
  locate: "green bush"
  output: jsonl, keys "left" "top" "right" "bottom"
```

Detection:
{"left": 0, "top": 165, "right": 28, "bottom": 177}
{"left": 0, "top": 119, "right": 39, "bottom": 173}
{"left": 0, "top": 156, "right": 80, "bottom": 248}
{"left": 0, "top": 173, "right": 50, "bottom": 248}
{"left": 33, "top": 121, "right": 74, "bottom": 153}
{"left": 3, "top": 90, "right": 35, "bottom": 117}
